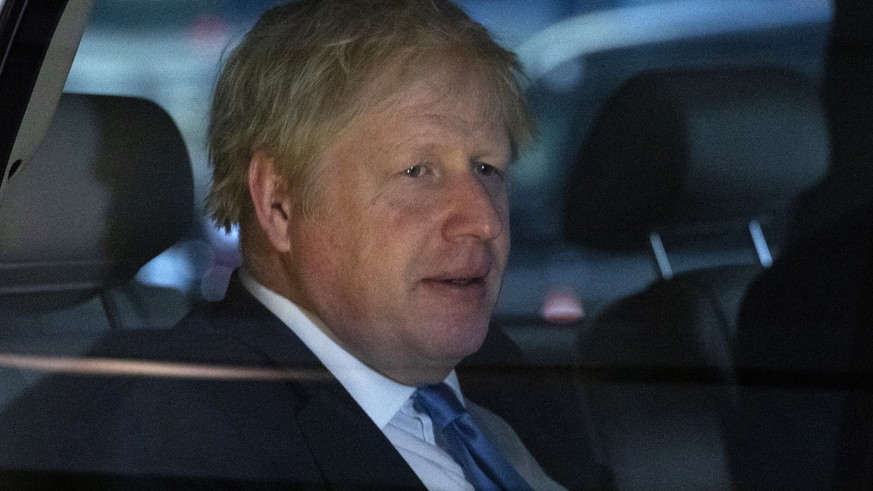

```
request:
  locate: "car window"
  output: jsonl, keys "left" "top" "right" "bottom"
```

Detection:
{"left": 63, "top": 0, "right": 833, "bottom": 311}
{"left": 5, "top": 1, "right": 873, "bottom": 489}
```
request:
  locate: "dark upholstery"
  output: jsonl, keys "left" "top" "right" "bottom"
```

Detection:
{"left": 727, "top": 2, "right": 873, "bottom": 487}
{"left": 564, "top": 67, "right": 828, "bottom": 249}
{"left": 727, "top": 201, "right": 873, "bottom": 490}
{"left": 0, "top": 94, "right": 191, "bottom": 297}
{"left": 569, "top": 67, "right": 829, "bottom": 491}
{"left": 0, "top": 93, "right": 193, "bottom": 338}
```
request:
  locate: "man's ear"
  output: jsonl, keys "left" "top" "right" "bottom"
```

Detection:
{"left": 247, "top": 151, "right": 293, "bottom": 253}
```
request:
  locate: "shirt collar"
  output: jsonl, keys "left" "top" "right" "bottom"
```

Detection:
{"left": 239, "top": 269, "right": 463, "bottom": 428}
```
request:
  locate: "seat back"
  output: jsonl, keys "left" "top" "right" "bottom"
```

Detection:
{"left": 566, "top": 67, "right": 829, "bottom": 490}
{"left": 0, "top": 92, "right": 193, "bottom": 346}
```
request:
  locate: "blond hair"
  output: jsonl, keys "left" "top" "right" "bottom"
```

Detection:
{"left": 207, "top": 0, "right": 532, "bottom": 231}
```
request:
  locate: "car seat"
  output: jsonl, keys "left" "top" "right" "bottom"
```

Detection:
{"left": 565, "top": 67, "right": 829, "bottom": 490}
{"left": 0, "top": 93, "right": 193, "bottom": 406}
{"left": 728, "top": 2, "right": 873, "bottom": 487}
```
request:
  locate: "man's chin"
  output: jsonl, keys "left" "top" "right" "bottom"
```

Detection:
{"left": 434, "top": 323, "right": 490, "bottom": 361}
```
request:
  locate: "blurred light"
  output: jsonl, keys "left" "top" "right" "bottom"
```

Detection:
{"left": 0, "top": 353, "right": 331, "bottom": 381}
{"left": 540, "top": 289, "right": 585, "bottom": 324}
{"left": 136, "top": 239, "right": 213, "bottom": 290}
{"left": 198, "top": 224, "right": 241, "bottom": 300}
{"left": 186, "top": 13, "right": 230, "bottom": 51}
{"left": 207, "top": 222, "right": 240, "bottom": 250}
{"left": 542, "top": 58, "right": 587, "bottom": 93}
{"left": 201, "top": 265, "right": 234, "bottom": 301}
{"left": 518, "top": 0, "right": 832, "bottom": 84}
{"left": 458, "top": 0, "right": 563, "bottom": 47}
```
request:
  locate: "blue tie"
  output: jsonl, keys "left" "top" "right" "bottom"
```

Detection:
{"left": 413, "top": 383, "right": 534, "bottom": 491}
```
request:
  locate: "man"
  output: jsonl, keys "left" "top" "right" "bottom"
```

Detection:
{"left": 196, "top": 0, "right": 558, "bottom": 488}
{"left": 0, "top": 1, "right": 579, "bottom": 489}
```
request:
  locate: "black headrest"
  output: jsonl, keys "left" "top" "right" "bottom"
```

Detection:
{"left": 0, "top": 93, "right": 193, "bottom": 296}
{"left": 563, "top": 67, "right": 828, "bottom": 249}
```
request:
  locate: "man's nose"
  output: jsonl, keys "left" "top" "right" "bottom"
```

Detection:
{"left": 440, "top": 173, "right": 506, "bottom": 242}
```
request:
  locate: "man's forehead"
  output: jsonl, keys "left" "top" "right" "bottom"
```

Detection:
{"left": 359, "top": 50, "right": 495, "bottom": 104}
{"left": 376, "top": 60, "right": 504, "bottom": 118}
{"left": 361, "top": 84, "right": 510, "bottom": 153}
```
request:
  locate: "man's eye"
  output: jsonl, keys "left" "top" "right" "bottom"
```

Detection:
{"left": 475, "top": 163, "right": 502, "bottom": 177}
{"left": 404, "top": 165, "right": 423, "bottom": 178}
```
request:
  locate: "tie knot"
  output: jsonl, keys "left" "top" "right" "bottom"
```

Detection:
{"left": 413, "top": 383, "right": 466, "bottom": 430}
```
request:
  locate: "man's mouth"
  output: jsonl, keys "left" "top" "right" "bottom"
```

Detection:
{"left": 419, "top": 257, "right": 493, "bottom": 294}
{"left": 432, "top": 277, "right": 485, "bottom": 286}
{"left": 421, "top": 273, "right": 489, "bottom": 290}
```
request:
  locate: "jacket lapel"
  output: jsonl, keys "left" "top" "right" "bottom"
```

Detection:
{"left": 207, "top": 273, "right": 425, "bottom": 489}
{"left": 295, "top": 379, "right": 425, "bottom": 489}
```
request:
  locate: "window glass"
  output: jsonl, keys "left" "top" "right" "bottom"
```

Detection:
{"left": 10, "top": 2, "right": 873, "bottom": 490}
{"left": 63, "top": 0, "right": 833, "bottom": 312}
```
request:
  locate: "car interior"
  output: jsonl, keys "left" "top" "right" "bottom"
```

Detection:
{"left": 1, "top": 0, "right": 871, "bottom": 489}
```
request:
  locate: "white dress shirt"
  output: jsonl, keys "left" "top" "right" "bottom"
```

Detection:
{"left": 240, "top": 270, "right": 564, "bottom": 491}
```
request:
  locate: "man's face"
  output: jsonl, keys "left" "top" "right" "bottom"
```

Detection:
{"left": 283, "top": 59, "right": 512, "bottom": 385}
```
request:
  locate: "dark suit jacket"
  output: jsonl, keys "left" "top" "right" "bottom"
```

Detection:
{"left": 0, "top": 273, "right": 614, "bottom": 489}
{"left": 0, "top": 275, "right": 425, "bottom": 488}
